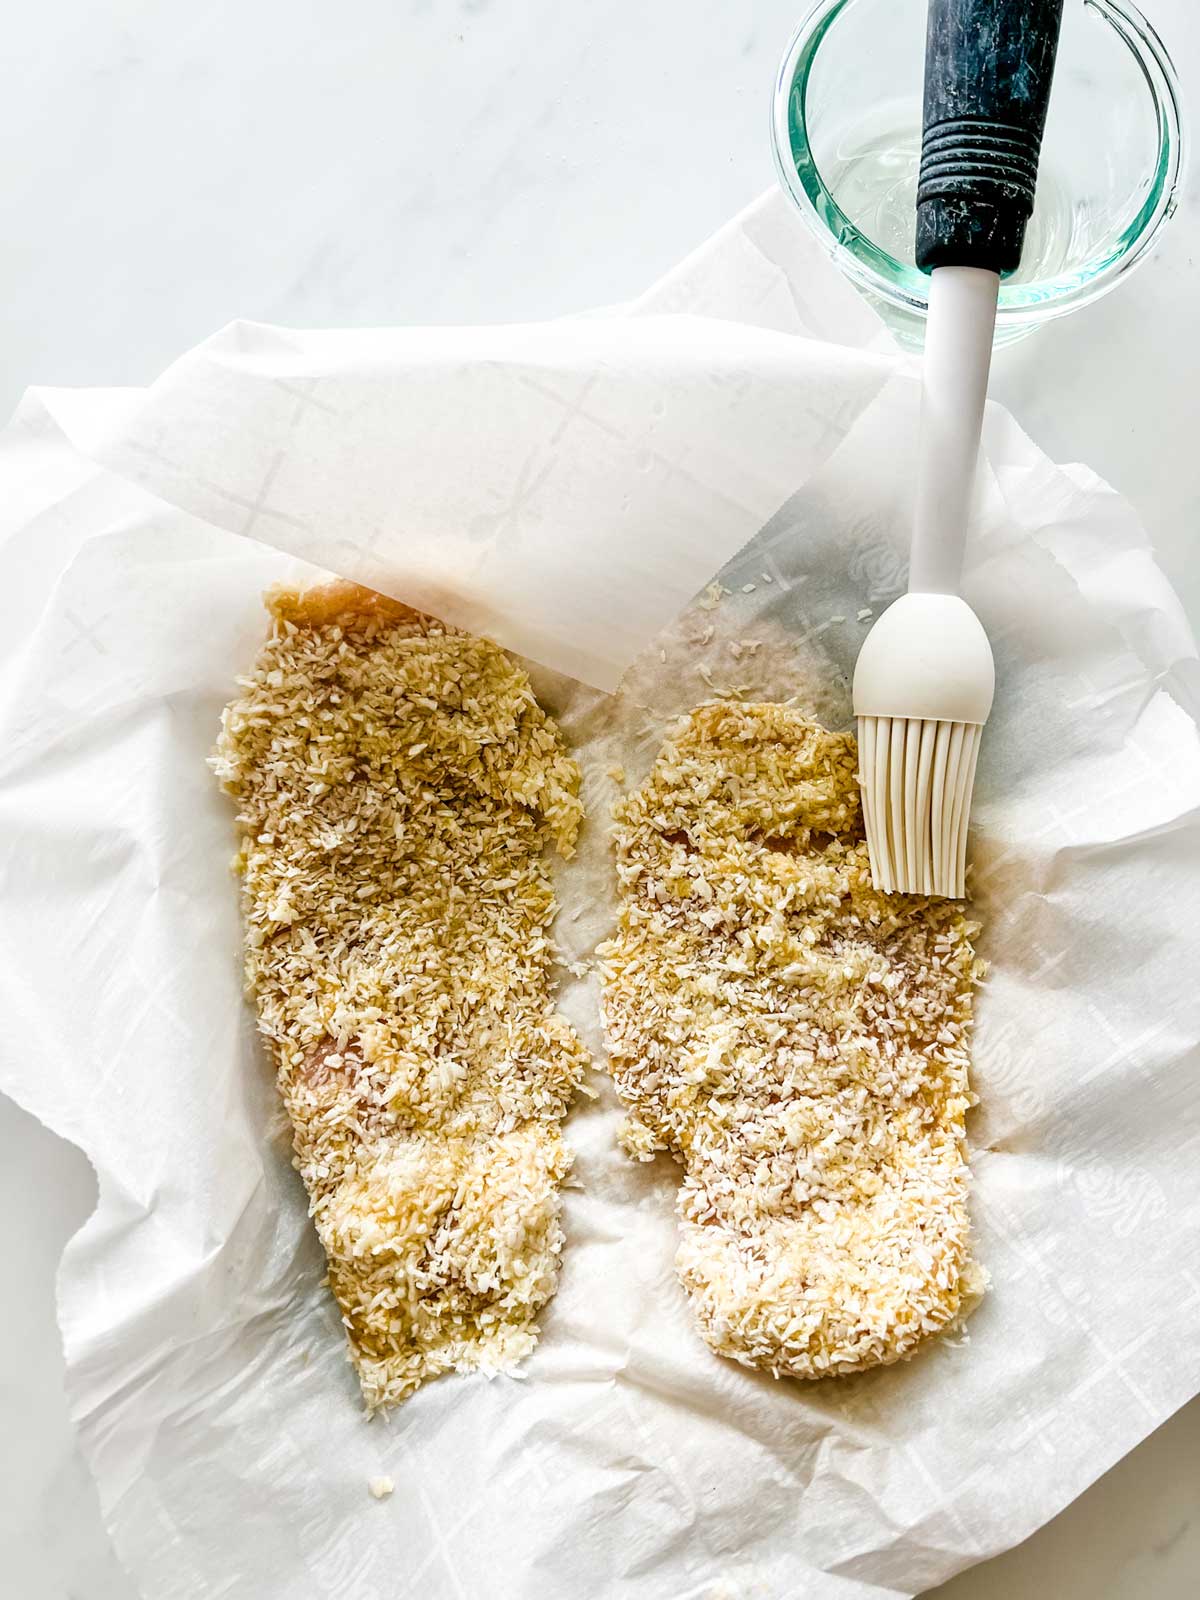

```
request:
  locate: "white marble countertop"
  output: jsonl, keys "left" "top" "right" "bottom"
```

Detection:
{"left": 2, "top": 3, "right": 1197, "bottom": 1596}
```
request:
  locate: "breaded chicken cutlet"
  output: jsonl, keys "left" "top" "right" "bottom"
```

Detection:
{"left": 599, "top": 702, "right": 983, "bottom": 1379}
{"left": 213, "top": 583, "right": 589, "bottom": 1410}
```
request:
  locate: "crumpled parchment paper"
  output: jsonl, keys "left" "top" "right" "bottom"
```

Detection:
{"left": 2, "top": 189, "right": 1198, "bottom": 1600}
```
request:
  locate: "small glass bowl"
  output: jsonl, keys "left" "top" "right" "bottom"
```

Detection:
{"left": 771, "top": 0, "right": 1185, "bottom": 346}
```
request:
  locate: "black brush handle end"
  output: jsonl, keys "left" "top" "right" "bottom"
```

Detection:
{"left": 916, "top": 0, "right": 1064, "bottom": 274}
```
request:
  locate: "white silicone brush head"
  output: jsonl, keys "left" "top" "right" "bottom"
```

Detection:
{"left": 854, "top": 593, "right": 994, "bottom": 722}
{"left": 853, "top": 593, "right": 994, "bottom": 899}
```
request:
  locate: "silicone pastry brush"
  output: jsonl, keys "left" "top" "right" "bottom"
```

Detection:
{"left": 854, "top": 0, "right": 1064, "bottom": 897}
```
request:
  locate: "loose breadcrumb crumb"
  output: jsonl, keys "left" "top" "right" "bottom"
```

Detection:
{"left": 212, "top": 582, "right": 589, "bottom": 1411}
{"left": 368, "top": 1476, "right": 395, "bottom": 1500}
{"left": 598, "top": 703, "right": 983, "bottom": 1380}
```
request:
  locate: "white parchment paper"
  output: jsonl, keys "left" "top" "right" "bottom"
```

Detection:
{"left": 2, "top": 191, "right": 1199, "bottom": 1600}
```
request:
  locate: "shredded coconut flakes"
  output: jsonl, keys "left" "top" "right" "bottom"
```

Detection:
{"left": 212, "top": 582, "right": 589, "bottom": 1411}
{"left": 598, "top": 702, "right": 983, "bottom": 1380}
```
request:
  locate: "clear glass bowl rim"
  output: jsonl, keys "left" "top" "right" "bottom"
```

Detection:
{"left": 770, "top": 0, "right": 1187, "bottom": 325}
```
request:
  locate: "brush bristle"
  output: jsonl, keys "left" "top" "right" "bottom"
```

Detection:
{"left": 856, "top": 716, "right": 982, "bottom": 899}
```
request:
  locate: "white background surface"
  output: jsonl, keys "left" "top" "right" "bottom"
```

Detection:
{"left": 1, "top": 3, "right": 1197, "bottom": 1596}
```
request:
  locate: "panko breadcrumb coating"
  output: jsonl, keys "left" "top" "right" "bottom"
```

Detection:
{"left": 212, "top": 582, "right": 589, "bottom": 1411}
{"left": 599, "top": 702, "right": 983, "bottom": 1379}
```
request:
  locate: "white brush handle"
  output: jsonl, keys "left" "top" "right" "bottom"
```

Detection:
{"left": 908, "top": 265, "right": 999, "bottom": 596}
